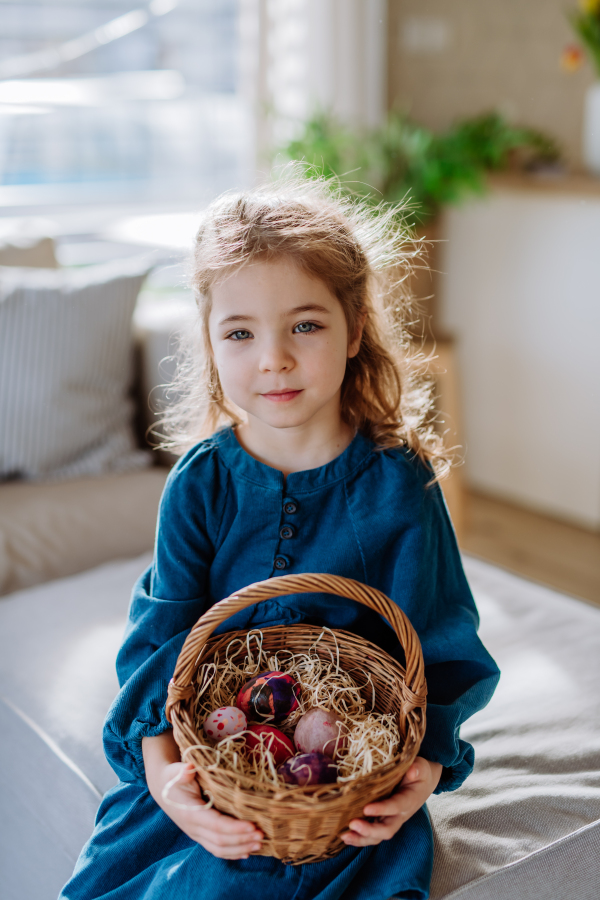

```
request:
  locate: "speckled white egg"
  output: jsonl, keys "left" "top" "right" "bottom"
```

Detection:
{"left": 203, "top": 706, "right": 247, "bottom": 741}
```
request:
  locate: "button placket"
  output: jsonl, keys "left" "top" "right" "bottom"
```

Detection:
{"left": 274, "top": 497, "right": 298, "bottom": 571}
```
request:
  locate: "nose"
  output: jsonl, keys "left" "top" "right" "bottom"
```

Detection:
{"left": 258, "top": 335, "right": 294, "bottom": 373}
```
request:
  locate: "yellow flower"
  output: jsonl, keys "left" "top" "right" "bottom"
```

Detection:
{"left": 561, "top": 44, "right": 584, "bottom": 71}
{"left": 579, "top": 0, "right": 600, "bottom": 15}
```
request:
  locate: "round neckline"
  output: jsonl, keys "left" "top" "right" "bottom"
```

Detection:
{"left": 214, "top": 425, "right": 375, "bottom": 492}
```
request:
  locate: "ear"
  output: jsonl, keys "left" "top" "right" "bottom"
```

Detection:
{"left": 347, "top": 310, "right": 367, "bottom": 359}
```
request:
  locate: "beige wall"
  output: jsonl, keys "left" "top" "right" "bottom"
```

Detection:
{"left": 387, "top": 0, "right": 596, "bottom": 169}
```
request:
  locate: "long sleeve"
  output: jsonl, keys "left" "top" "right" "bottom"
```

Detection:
{"left": 344, "top": 447, "right": 500, "bottom": 794}
{"left": 389, "top": 459, "right": 500, "bottom": 793}
{"left": 103, "top": 444, "right": 228, "bottom": 783}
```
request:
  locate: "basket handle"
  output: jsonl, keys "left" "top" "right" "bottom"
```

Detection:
{"left": 166, "top": 572, "right": 426, "bottom": 723}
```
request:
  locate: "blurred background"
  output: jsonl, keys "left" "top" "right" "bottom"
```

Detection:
{"left": 0, "top": 0, "right": 599, "bottom": 604}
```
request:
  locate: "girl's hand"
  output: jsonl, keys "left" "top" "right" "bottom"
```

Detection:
{"left": 157, "top": 762, "right": 264, "bottom": 859}
{"left": 340, "top": 757, "right": 443, "bottom": 848}
{"left": 142, "top": 733, "right": 264, "bottom": 860}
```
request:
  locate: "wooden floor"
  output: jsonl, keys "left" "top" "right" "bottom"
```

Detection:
{"left": 459, "top": 491, "right": 600, "bottom": 609}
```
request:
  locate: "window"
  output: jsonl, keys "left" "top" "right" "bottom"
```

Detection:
{"left": 0, "top": 0, "right": 251, "bottom": 207}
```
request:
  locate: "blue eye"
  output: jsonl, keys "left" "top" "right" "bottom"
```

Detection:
{"left": 228, "top": 330, "right": 251, "bottom": 341}
{"left": 294, "top": 322, "right": 320, "bottom": 334}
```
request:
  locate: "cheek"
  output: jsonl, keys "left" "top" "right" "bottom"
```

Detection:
{"left": 312, "top": 337, "right": 349, "bottom": 379}
{"left": 212, "top": 345, "right": 251, "bottom": 392}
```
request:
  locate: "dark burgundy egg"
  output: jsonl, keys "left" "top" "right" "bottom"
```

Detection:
{"left": 278, "top": 751, "right": 339, "bottom": 786}
{"left": 236, "top": 670, "right": 300, "bottom": 722}
{"left": 245, "top": 724, "right": 295, "bottom": 767}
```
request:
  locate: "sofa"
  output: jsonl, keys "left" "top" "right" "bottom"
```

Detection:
{"left": 1, "top": 238, "right": 599, "bottom": 900}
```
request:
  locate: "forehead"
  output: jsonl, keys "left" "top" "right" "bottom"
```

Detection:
{"left": 209, "top": 257, "right": 339, "bottom": 310}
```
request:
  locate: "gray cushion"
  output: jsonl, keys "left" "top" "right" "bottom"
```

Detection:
{"left": 0, "top": 554, "right": 598, "bottom": 900}
{"left": 0, "top": 697, "right": 102, "bottom": 900}
{"left": 427, "top": 557, "right": 600, "bottom": 899}
{"left": 0, "top": 256, "right": 153, "bottom": 480}
{"left": 438, "top": 820, "right": 600, "bottom": 900}
{"left": 0, "top": 554, "right": 149, "bottom": 796}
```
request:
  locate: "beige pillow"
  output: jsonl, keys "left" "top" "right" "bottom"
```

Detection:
{"left": 0, "top": 467, "right": 168, "bottom": 596}
{"left": 0, "top": 236, "right": 58, "bottom": 268}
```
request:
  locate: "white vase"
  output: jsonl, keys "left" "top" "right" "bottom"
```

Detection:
{"left": 583, "top": 81, "right": 600, "bottom": 176}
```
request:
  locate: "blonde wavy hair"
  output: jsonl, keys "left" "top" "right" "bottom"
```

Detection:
{"left": 156, "top": 169, "right": 449, "bottom": 475}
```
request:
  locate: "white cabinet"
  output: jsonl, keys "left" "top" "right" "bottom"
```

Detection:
{"left": 439, "top": 177, "right": 600, "bottom": 529}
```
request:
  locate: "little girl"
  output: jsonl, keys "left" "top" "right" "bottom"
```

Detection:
{"left": 60, "top": 173, "right": 499, "bottom": 900}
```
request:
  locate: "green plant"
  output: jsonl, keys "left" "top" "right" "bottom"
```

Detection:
{"left": 278, "top": 110, "right": 560, "bottom": 224}
{"left": 569, "top": 0, "right": 600, "bottom": 77}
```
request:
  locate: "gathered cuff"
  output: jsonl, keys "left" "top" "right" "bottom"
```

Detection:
{"left": 104, "top": 711, "right": 172, "bottom": 784}
{"left": 430, "top": 739, "right": 475, "bottom": 794}
{"left": 103, "top": 628, "right": 190, "bottom": 784}
{"left": 418, "top": 669, "right": 500, "bottom": 794}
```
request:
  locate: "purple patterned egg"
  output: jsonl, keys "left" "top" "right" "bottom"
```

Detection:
{"left": 278, "top": 751, "right": 339, "bottom": 786}
{"left": 294, "top": 708, "right": 348, "bottom": 758}
{"left": 203, "top": 706, "right": 247, "bottom": 741}
{"left": 236, "top": 670, "right": 300, "bottom": 722}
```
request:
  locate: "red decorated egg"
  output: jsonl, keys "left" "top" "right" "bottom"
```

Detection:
{"left": 278, "top": 751, "right": 339, "bottom": 786}
{"left": 294, "top": 708, "right": 348, "bottom": 758}
{"left": 203, "top": 706, "right": 247, "bottom": 741}
{"left": 236, "top": 670, "right": 300, "bottom": 722}
{"left": 245, "top": 724, "right": 295, "bottom": 766}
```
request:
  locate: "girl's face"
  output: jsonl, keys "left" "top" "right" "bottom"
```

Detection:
{"left": 208, "top": 257, "right": 361, "bottom": 437}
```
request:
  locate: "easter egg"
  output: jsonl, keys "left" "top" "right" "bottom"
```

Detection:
{"left": 245, "top": 724, "right": 295, "bottom": 766}
{"left": 203, "top": 706, "right": 247, "bottom": 741}
{"left": 278, "top": 751, "right": 339, "bottom": 786}
{"left": 294, "top": 707, "right": 348, "bottom": 758}
{"left": 236, "top": 670, "right": 300, "bottom": 723}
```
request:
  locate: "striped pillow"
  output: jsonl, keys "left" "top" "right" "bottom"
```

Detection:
{"left": 0, "top": 256, "right": 153, "bottom": 481}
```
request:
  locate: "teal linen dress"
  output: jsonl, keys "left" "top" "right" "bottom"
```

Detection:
{"left": 59, "top": 427, "right": 500, "bottom": 900}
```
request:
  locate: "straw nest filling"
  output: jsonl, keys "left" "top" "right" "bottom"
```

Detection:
{"left": 189, "top": 628, "right": 403, "bottom": 789}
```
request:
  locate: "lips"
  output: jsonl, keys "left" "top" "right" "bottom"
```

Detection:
{"left": 261, "top": 389, "right": 303, "bottom": 403}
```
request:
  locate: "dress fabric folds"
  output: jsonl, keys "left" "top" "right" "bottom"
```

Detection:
{"left": 60, "top": 427, "right": 500, "bottom": 900}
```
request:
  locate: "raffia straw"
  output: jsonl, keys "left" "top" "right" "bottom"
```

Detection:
{"left": 190, "top": 628, "right": 402, "bottom": 788}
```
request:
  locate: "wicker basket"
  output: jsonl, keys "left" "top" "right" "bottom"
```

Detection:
{"left": 166, "top": 573, "right": 427, "bottom": 865}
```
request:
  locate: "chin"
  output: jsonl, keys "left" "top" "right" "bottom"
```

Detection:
{"left": 249, "top": 407, "right": 316, "bottom": 430}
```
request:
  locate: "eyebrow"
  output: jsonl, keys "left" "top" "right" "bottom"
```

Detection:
{"left": 217, "top": 304, "right": 332, "bottom": 326}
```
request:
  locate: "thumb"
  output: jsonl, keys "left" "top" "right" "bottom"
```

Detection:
{"left": 178, "top": 762, "right": 198, "bottom": 783}
{"left": 400, "top": 761, "right": 420, "bottom": 786}
{"left": 162, "top": 763, "right": 200, "bottom": 809}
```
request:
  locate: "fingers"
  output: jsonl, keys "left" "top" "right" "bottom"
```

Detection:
{"left": 194, "top": 810, "right": 263, "bottom": 841}
{"left": 362, "top": 786, "right": 424, "bottom": 825}
{"left": 341, "top": 761, "right": 430, "bottom": 846}
{"left": 162, "top": 763, "right": 266, "bottom": 858}
{"left": 193, "top": 827, "right": 263, "bottom": 856}
{"left": 198, "top": 837, "right": 263, "bottom": 860}
{"left": 188, "top": 815, "right": 264, "bottom": 859}
{"left": 182, "top": 796, "right": 264, "bottom": 856}
{"left": 180, "top": 809, "right": 264, "bottom": 858}
{"left": 340, "top": 816, "right": 398, "bottom": 847}
{"left": 362, "top": 796, "right": 407, "bottom": 817}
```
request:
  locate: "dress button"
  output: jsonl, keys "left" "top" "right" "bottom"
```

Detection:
{"left": 279, "top": 524, "right": 295, "bottom": 540}
{"left": 274, "top": 555, "right": 289, "bottom": 570}
{"left": 283, "top": 498, "right": 298, "bottom": 515}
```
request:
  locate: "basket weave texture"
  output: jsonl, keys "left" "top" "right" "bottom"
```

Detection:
{"left": 166, "top": 573, "right": 427, "bottom": 865}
